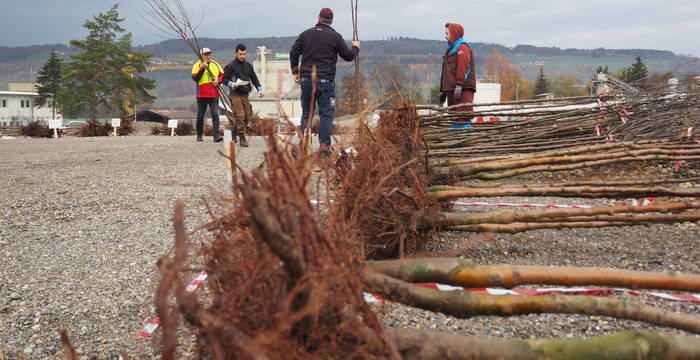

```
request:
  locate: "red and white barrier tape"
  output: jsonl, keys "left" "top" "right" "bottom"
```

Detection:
{"left": 631, "top": 197, "right": 655, "bottom": 206}
{"left": 363, "top": 283, "right": 700, "bottom": 304}
{"left": 136, "top": 271, "right": 208, "bottom": 338}
{"left": 137, "top": 272, "right": 699, "bottom": 338}
{"left": 472, "top": 116, "right": 502, "bottom": 123}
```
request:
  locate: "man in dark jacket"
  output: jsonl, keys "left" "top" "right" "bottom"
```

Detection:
{"left": 222, "top": 44, "right": 263, "bottom": 147}
{"left": 290, "top": 7, "right": 360, "bottom": 157}
{"left": 440, "top": 23, "right": 476, "bottom": 126}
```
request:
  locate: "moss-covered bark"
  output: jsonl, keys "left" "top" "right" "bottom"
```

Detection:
{"left": 387, "top": 328, "right": 700, "bottom": 360}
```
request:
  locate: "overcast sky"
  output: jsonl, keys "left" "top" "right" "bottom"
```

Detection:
{"left": 2, "top": 0, "right": 699, "bottom": 56}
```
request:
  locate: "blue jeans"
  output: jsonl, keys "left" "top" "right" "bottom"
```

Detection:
{"left": 300, "top": 79, "right": 335, "bottom": 149}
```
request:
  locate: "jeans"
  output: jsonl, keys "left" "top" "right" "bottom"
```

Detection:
{"left": 300, "top": 79, "right": 335, "bottom": 149}
{"left": 196, "top": 97, "right": 220, "bottom": 137}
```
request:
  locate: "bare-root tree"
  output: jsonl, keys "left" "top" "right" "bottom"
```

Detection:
{"left": 152, "top": 129, "right": 700, "bottom": 358}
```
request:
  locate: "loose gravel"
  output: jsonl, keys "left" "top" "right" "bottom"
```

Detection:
{"left": 1, "top": 134, "right": 698, "bottom": 359}
{"left": 0, "top": 135, "right": 263, "bottom": 359}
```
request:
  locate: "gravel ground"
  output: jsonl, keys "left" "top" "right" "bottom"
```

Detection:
{"left": 1, "top": 135, "right": 699, "bottom": 358}
{"left": 0, "top": 135, "right": 264, "bottom": 359}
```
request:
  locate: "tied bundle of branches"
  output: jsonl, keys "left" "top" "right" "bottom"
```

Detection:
{"left": 156, "top": 135, "right": 396, "bottom": 359}
{"left": 336, "top": 104, "right": 700, "bottom": 237}
{"left": 333, "top": 101, "right": 442, "bottom": 259}
{"left": 431, "top": 142, "right": 700, "bottom": 183}
{"left": 422, "top": 89, "right": 700, "bottom": 157}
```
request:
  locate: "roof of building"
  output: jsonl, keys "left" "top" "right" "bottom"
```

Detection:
{"left": 0, "top": 91, "right": 39, "bottom": 96}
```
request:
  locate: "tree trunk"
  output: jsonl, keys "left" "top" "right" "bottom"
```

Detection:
{"left": 430, "top": 184, "right": 700, "bottom": 200}
{"left": 361, "top": 270, "right": 700, "bottom": 334}
{"left": 370, "top": 258, "right": 700, "bottom": 291}
{"left": 387, "top": 328, "right": 700, "bottom": 360}
{"left": 439, "top": 201, "right": 700, "bottom": 226}
{"left": 434, "top": 155, "right": 700, "bottom": 182}
{"left": 447, "top": 221, "right": 656, "bottom": 233}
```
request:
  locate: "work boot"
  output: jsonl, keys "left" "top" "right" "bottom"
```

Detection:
{"left": 239, "top": 134, "right": 249, "bottom": 147}
{"left": 196, "top": 135, "right": 203, "bottom": 142}
{"left": 228, "top": 126, "right": 238, "bottom": 143}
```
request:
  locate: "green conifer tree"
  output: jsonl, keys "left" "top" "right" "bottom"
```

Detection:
{"left": 625, "top": 56, "right": 649, "bottom": 85}
{"left": 532, "top": 66, "right": 549, "bottom": 98}
{"left": 35, "top": 51, "right": 63, "bottom": 120}
{"left": 57, "top": 4, "right": 155, "bottom": 122}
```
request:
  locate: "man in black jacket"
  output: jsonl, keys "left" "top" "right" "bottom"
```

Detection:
{"left": 222, "top": 44, "right": 263, "bottom": 147}
{"left": 290, "top": 7, "right": 359, "bottom": 157}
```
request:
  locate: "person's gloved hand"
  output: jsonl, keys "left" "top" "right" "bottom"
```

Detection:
{"left": 258, "top": 87, "right": 265, "bottom": 97}
{"left": 438, "top": 92, "right": 447, "bottom": 105}
{"left": 454, "top": 85, "right": 462, "bottom": 103}
{"left": 234, "top": 78, "right": 249, "bottom": 87}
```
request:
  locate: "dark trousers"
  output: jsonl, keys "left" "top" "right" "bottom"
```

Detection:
{"left": 300, "top": 79, "right": 335, "bottom": 148}
{"left": 196, "top": 97, "right": 220, "bottom": 137}
{"left": 447, "top": 89, "right": 475, "bottom": 124}
{"left": 229, "top": 92, "right": 252, "bottom": 135}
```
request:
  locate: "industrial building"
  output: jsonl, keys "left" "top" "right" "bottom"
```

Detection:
{"left": 248, "top": 46, "right": 302, "bottom": 118}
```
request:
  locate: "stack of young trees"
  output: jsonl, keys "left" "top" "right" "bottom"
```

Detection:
{"left": 419, "top": 90, "right": 700, "bottom": 157}
{"left": 146, "top": 131, "right": 700, "bottom": 360}
{"left": 330, "top": 90, "right": 700, "bottom": 257}
{"left": 128, "top": 1, "right": 700, "bottom": 358}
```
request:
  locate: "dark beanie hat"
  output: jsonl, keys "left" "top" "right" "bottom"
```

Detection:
{"left": 319, "top": 8, "right": 333, "bottom": 19}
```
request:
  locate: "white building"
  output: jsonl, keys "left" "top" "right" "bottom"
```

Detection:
{"left": 0, "top": 91, "right": 59, "bottom": 126}
{"left": 249, "top": 46, "right": 302, "bottom": 119}
{"left": 474, "top": 82, "right": 502, "bottom": 104}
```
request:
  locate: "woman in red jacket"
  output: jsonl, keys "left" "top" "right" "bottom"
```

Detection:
{"left": 440, "top": 23, "right": 476, "bottom": 125}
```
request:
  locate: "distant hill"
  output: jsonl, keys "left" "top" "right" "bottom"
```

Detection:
{"left": 0, "top": 37, "right": 686, "bottom": 63}
{"left": 131, "top": 36, "right": 677, "bottom": 59}
{"left": 1, "top": 37, "right": 698, "bottom": 92}
{"left": 0, "top": 44, "right": 70, "bottom": 63}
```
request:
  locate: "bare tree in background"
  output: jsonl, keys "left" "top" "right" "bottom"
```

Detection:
{"left": 371, "top": 61, "right": 424, "bottom": 104}
{"left": 482, "top": 50, "right": 531, "bottom": 101}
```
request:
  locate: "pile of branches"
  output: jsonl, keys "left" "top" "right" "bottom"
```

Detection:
{"left": 248, "top": 114, "right": 282, "bottom": 136}
{"left": 332, "top": 102, "right": 442, "bottom": 259}
{"left": 155, "top": 136, "right": 394, "bottom": 359}
{"left": 150, "top": 122, "right": 195, "bottom": 136}
{"left": 148, "top": 131, "right": 700, "bottom": 359}
{"left": 430, "top": 142, "right": 700, "bottom": 182}
{"left": 117, "top": 119, "right": 136, "bottom": 136}
{"left": 20, "top": 120, "right": 57, "bottom": 138}
{"left": 204, "top": 124, "right": 223, "bottom": 136}
{"left": 77, "top": 120, "right": 113, "bottom": 137}
{"left": 421, "top": 89, "right": 700, "bottom": 158}
{"left": 333, "top": 100, "right": 700, "bottom": 247}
